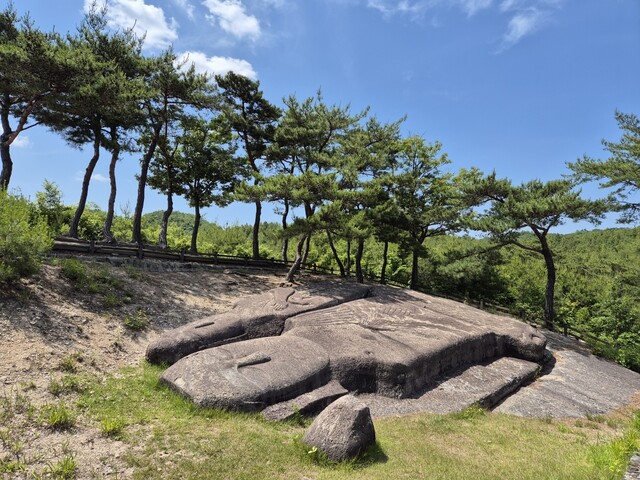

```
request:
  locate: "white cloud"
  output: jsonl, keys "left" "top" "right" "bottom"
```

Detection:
{"left": 366, "top": 0, "right": 432, "bottom": 17}
{"left": 502, "top": 7, "right": 544, "bottom": 45}
{"left": 499, "top": 0, "right": 524, "bottom": 11}
{"left": 202, "top": 0, "right": 261, "bottom": 40}
{"left": 74, "top": 170, "right": 109, "bottom": 182}
{"left": 172, "top": 0, "right": 196, "bottom": 19}
{"left": 365, "top": 0, "right": 563, "bottom": 49}
{"left": 178, "top": 51, "right": 257, "bottom": 79}
{"left": 11, "top": 135, "right": 30, "bottom": 148}
{"left": 459, "top": 0, "right": 493, "bottom": 16}
{"left": 91, "top": 174, "right": 109, "bottom": 183}
{"left": 84, "top": 0, "right": 179, "bottom": 50}
{"left": 366, "top": 0, "right": 494, "bottom": 18}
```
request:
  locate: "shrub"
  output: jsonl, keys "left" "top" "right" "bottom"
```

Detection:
{"left": 35, "top": 180, "right": 69, "bottom": 235}
{"left": 0, "top": 190, "right": 52, "bottom": 283}
{"left": 59, "top": 258, "right": 87, "bottom": 284}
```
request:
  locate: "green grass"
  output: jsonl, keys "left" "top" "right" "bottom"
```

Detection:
{"left": 48, "top": 374, "right": 87, "bottom": 396}
{"left": 44, "top": 454, "right": 77, "bottom": 479}
{"left": 57, "top": 353, "right": 84, "bottom": 373}
{"left": 123, "top": 309, "right": 149, "bottom": 331}
{"left": 40, "top": 402, "right": 75, "bottom": 431}
{"left": 77, "top": 362, "right": 640, "bottom": 480}
{"left": 57, "top": 258, "right": 131, "bottom": 307}
{"left": 100, "top": 417, "right": 126, "bottom": 438}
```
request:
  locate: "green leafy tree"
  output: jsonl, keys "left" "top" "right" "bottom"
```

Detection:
{"left": 131, "top": 50, "right": 216, "bottom": 245}
{"left": 174, "top": 117, "right": 242, "bottom": 253}
{"left": 333, "top": 116, "right": 402, "bottom": 282}
{"left": 215, "top": 72, "right": 280, "bottom": 260}
{"left": 37, "top": 7, "right": 143, "bottom": 239}
{"left": 569, "top": 111, "right": 640, "bottom": 222}
{"left": 264, "top": 92, "right": 363, "bottom": 281}
{"left": 0, "top": 3, "right": 71, "bottom": 189}
{"left": 147, "top": 114, "right": 189, "bottom": 248}
{"left": 462, "top": 172, "right": 608, "bottom": 328}
{"left": 100, "top": 38, "right": 146, "bottom": 243}
{"left": 391, "top": 135, "right": 464, "bottom": 290}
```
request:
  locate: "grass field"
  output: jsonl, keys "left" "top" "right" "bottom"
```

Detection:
{"left": 60, "top": 362, "right": 640, "bottom": 480}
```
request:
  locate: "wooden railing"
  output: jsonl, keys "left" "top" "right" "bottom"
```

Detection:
{"left": 51, "top": 236, "right": 335, "bottom": 275}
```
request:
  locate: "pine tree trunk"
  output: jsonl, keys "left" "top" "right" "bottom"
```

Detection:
{"left": 190, "top": 202, "right": 201, "bottom": 254}
{"left": 159, "top": 192, "right": 173, "bottom": 249}
{"left": 69, "top": 126, "right": 101, "bottom": 238}
{"left": 0, "top": 139, "right": 11, "bottom": 191}
{"left": 0, "top": 97, "right": 13, "bottom": 190}
{"left": 355, "top": 238, "right": 365, "bottom": 284}
{"left": 410, "top": 247, "right": 420, "bottom": 290}
{"left": 301, "top": 234, "right": 311, "bottom": 266}
{"left": 132, "top": 125, "right": 160, "bottom": 245}
{"left": 103, "top": 127, "right": 119, "bottom": 243}
{"left": 252, "top": 199, "right": 261, "bottom": 260}
{"left": 285, "top": 235, "right": 307, "bottom": 283}
{"left": 541, "top": 239, "right": 556, "bottom": 330}
{"left": 281, "top": 199, "right": 289, "bottom": 263}
{"left": 345, "top": 240, "right": 352, "bottom": 277}
{"left": 326, "top": 230, "right": 346, "bottom": 277}
{"left": 380, "top": 240, "right": 389, "bottom": 284}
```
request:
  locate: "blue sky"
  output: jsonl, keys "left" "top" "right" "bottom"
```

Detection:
{"left": 6, "top": 0, "right": 640, "bottom": 231}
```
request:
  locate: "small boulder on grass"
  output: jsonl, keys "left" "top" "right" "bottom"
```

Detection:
{"left": 302, "top": 394, "right": 375, "bottom": 461}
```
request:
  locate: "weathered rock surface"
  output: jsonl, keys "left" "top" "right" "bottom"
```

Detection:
{"left": 358, "top": 356, "right": 540, "bottom": 416}
{"left": 262, "top": 380, "right": 348, "bottom": 421}
{"left": 302, "top": 395, "right": 376, "bottom": 461}
{"left": 159, "top": 284, "right": 548, "bottom": 412}
{"left": 495, "top": 331, "right": 640, "bottom": 418}
{"left": 146, "top": 282, "right": 370, "bottom": 365}
{"left": 283, "top": 286, "right": 546, "bottom": 398}
{"left": 160, "top": 336, "right": 330, "bottom": 410}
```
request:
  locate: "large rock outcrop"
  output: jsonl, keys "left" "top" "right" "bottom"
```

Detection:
{"left": 283, "top": 288, "right": 546, "bottom": 398}
{"left": 147, "top": 282, "right": 370, "bottom": 365}
{"left": 159, "top": 284, "right": 547, "bottom": 412}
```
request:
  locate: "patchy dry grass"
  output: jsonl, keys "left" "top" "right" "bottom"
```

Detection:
{"left": 72, "top": 362, "right": 640, "bottom": 480}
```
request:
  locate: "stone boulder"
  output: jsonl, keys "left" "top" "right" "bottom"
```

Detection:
{"left": 302, "top": 395, "right": 375, "bottom": 461}
{"left": 146, "top": 282, "right": 370, "bottom": 365}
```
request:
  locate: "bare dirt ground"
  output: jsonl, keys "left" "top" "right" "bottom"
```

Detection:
{"left": 0, "top": 256, "right": 316, "bottom": 479}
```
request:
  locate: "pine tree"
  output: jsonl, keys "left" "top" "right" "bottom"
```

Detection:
{"left": 215, "top": 72, "right": 280, "bottom": 259}
{"left": 462, "top": 171, "right": 609, "bottom": 328}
